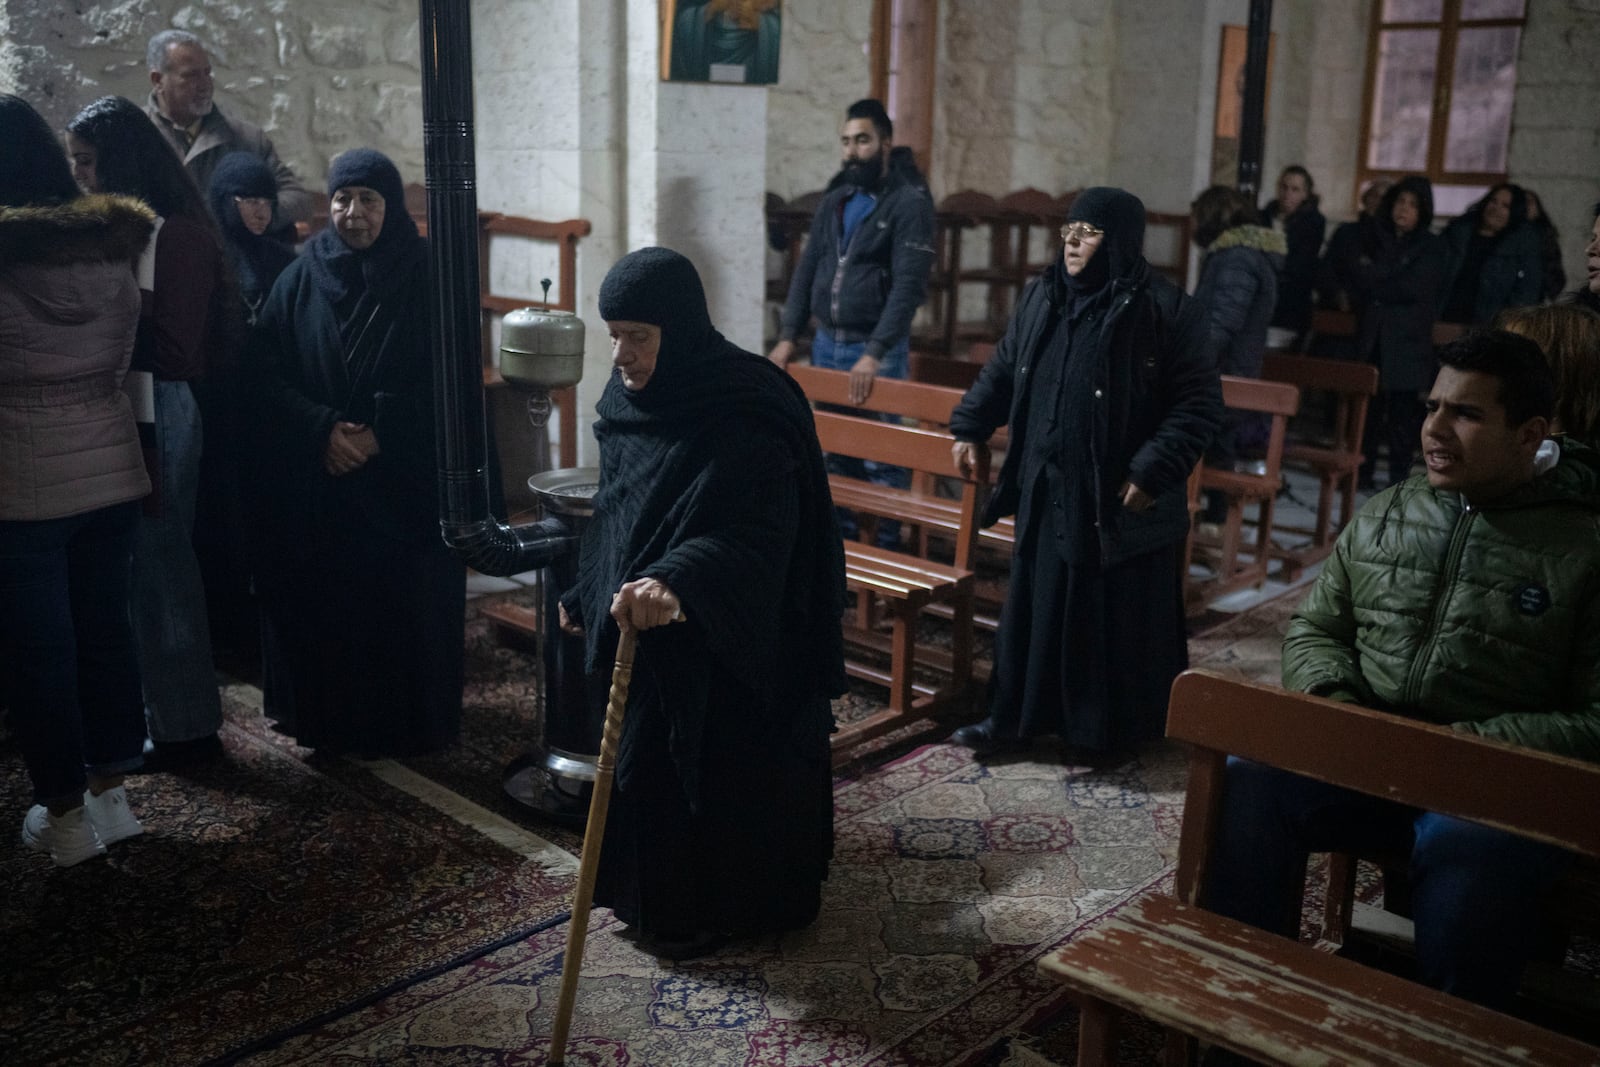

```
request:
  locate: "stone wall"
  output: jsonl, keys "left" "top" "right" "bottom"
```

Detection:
{"left": 2, "top": 0, "right": 423, "bottom": 187}
{"left": 1510, "top": 0, "right": 1600, "bottom": 293}
{"left": 764, "top": 0, "right": 872, "bottom": 199}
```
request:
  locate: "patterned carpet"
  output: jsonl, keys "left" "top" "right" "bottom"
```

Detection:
{"left": 0, "top": 684, "right": 576, "bottom": 1067}
{"left": 0, "top": 584, "right": 1306, "bottom": 1067}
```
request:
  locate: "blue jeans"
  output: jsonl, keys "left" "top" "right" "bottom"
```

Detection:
{"left": 811, "top": 330, "right": 910, "bottom": 549}
{"left": 0, "top": 502, "right": 146, "bottom": 802}
{"left": 133, "top": 380, "right": 221, "bottom": 742}
{"left": 1205, "top": 756, "right": 1574, "bottom": 1010}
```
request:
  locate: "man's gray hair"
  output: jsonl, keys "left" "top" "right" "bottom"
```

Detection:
{"left": 147, "top": 29, "right": 206, "bottom": 73}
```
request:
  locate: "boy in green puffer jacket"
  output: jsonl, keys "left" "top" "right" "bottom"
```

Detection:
{"left": 1208, "top": 328, "right": 1600, "bottom": 1012}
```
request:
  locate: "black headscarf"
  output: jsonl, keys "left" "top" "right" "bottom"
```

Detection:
{"left": 1048, "top": 186, "right": 1150, "bottom": 315}
{"left": 304, "top": 148, "right": 423, "bottom": 319}
{"left": 206, "top": 151, "right": 295, "bottom": 304}
{"left": 579, "top": 247, "right": 846, "bottom": 799}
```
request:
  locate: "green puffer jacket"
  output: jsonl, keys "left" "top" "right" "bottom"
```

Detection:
{"left": 1282, "top": 440, "right": 1600, "bottom": 762}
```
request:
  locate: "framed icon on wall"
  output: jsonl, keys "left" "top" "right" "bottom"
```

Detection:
{"left": 661, "top": 0, "right": 782, "bottom": 85}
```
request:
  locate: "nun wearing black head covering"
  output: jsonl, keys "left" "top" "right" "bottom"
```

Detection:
{"left": 949, "top": 186, "right": 1222, "bottom": 757}
{"left": 206, "top": 151, "right": 296, "bottom": 323}
{"left": 240, "top": 147, "right": 464, "bottom": 759}
{"left": 561, "top": 246, "right": 845, "bottom": 955}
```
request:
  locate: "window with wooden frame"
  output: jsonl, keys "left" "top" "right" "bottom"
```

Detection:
{"left": 1356, "top": 0, "right": 1526, "bottom": 217}
{"left": 869, "top": 0, "right": 937, "bottom": 177}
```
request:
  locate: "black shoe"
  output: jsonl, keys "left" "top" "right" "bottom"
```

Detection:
{"left": 643, "top": 929, "right": 729, "bottom": 962}
{"left": 134, "top": 733, "right": 224, "bottom": 774}
{"left": 948, "top": 718, "right": 1024, "bottom": 757}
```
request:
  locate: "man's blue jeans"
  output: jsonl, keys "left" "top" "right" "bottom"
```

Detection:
{"left": 0, "top": 501, "right": 146, "bottom": 802}
{"left": 1205, "top": 756, "right": 1574, "bottom": 1010}
{"left": 133, "top": 379, "right": 221, "bottom": 742}
{"left": 811, "top": 330, "right": 910, "bottom": 549}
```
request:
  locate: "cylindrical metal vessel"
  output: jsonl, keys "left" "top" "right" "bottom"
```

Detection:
{"left": 499, "top": 308, "right": 585, "bottom": 390}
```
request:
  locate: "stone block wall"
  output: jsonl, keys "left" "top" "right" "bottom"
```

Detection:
{"left": 3, "top": 0, "right": 424, "bottom": 188}
{"left": 1510, "top": 0, "right": 1600, "bottom": 293}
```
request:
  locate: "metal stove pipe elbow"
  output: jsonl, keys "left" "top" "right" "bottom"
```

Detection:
{"left": 443, "top": 515, "right": 580, "bottom": 578}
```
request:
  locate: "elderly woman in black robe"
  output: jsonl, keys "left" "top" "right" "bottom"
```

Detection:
{"left": 243, "top": 149, "right": 463, "bottom": 756}
{"left": 559, "top": 246, "right": 845, "bottom": 959}
{"left": 948, "top": 188, "right": 1221, "bottom": 759}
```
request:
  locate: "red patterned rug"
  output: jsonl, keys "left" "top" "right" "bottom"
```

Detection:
{"left": 0, "top": 684, "right": 575, "bottom": 1067}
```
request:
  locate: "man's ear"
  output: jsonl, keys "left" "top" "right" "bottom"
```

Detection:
{"left": 150, "top": 69, "right": 163, "bottom": 92}
{"left": 1517, "top": 414, "right": 1550, "bottom": 453}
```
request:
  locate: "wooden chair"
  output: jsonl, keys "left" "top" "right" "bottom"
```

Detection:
{"left": 1038, "top": 670, "right": 1600, "bottom": 1066}
{"left": 1187, "top": 376, "right": 1300, "bottom": 610}
{"left": 1260, "top": 353, "right": 1380, "bottom": 580}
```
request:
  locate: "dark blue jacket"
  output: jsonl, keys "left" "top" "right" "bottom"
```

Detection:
{"left": 779, "top": 147, "right": 935, "bottom": 358}
{"left": 1441, "top": 215, "right": 1542, "bottom": 324}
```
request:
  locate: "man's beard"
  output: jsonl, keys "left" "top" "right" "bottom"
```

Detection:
{"left": 841, "top": 152, "right": 886, "bottom": 191}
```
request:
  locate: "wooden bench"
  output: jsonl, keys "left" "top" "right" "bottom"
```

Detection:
{"left": 810, "top": 410, "right": 988, "bottom": 763}
{"left": 1187, "top": 376, "right": 1300, "bottom": 608}
{"left": 790, "top": 364, "right": 1015, "bottom": 635}
{"left": 1038, "top": 670, "right": 1600, "bottom": 1066}
{"left": 1260, "top": 353, "right": 1379, "bottom": 581}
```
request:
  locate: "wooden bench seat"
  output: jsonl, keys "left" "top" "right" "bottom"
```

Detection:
{"left": 1260, "top": 353, "right": 1380, "bottom": 581}
{"left": 811, "top": 410, "right": 988, "bottom": 764}
{"left": 1046, "top": 893, "right": 1599, "bottom": 1067}
{"left": 1188, "top": 376, "right": 1300, "bottom": 609}
{"left": 1037, "top": 670, "right": 1600, "bottom": 1066}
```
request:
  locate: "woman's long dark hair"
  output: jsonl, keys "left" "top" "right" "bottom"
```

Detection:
{"left": 66, "top": 95, "right": 211, "bottom": 224}
{"left": 1466, "top": 181, "right": 1527, "bottom": 237}
{"left": 0, "top": 94, "right": 80, "bottom": 207}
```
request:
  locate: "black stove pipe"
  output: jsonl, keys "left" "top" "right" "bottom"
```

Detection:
{"left": 418, "top": 0, "right": 578, "bottom": 575}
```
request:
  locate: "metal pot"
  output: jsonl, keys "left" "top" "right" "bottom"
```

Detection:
{"left": 499, "top": 308, "right": 585, "bottom": 390}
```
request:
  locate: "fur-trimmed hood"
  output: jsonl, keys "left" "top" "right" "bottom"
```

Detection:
{"left": 0, "top": 194, "right": 155, "bottom": 268}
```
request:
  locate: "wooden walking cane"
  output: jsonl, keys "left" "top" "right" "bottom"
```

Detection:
{"left": 548, "top": 625, "right": 636, "bottom": 1066}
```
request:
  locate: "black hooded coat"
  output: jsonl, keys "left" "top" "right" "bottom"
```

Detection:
{"left": 242, "top": 149, "right": 464, "bottom": 757}
{"left": 565, "top": 247, "right": 845, "bottom": 939}
{"left": 950, "top": 188, "right": 1221, "bottom": 750}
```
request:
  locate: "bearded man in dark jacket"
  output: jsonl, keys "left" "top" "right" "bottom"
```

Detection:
{"left": 1208, "top": 329, "right": 1600, "bottom": 1011}
{"left": 561, "top": 247, "right": 846, "bottom": 960}
{"left": 946, "top": 187, "right": 1222, "bottom": 758}
{"left": 769, "top": 99, "right": 935, "bottom": 547}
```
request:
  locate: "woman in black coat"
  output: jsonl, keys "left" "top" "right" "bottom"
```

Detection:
{"left": 243, "top": 149, "right": 464, "bottom": 757}
{"left": 947, "top": 187, "right": 1221, "bottom": 758}
{"left": 1331, "top": 175, "right": 1450, "bottom": 488}
{"left": 1440, "top": 182, "right": 1542, "bottom": 325}
{"left": 1261, "top": 165, "right": 1327, "bottom": 347}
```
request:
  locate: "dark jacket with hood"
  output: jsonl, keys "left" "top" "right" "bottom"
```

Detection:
{"left": 0, "top": 194, "right": 154, "bottom": 521}
{"left": 950, "top": 187, "right": 1222, "bottom": 568}
{"left": 779, "top": 145, "right": 936, "bottom": 358}
{"left": 1194, "top": 223, "right": 1285, "bottom": 379}
{"left": 1440, "top": 188, "right": 1542, "bottom": 325}
{"left": 1333, "top": 176, "right": 1450, "bottom": 393}
{"left": 1263, "top": 196, "right": 1327, "bottom": 333}
{"left": 1283, "top": 439, "right": 1600, "bottom": 762}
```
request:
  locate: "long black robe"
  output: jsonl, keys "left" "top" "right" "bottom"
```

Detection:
{"left": 243, "top": 217, "right": 463, "bottom": 757}
{"left": 952, "top": 189, "right": 1220, "bottom": 753}
{"left": 564, "top": 252, "right": 845, "bottom": 940}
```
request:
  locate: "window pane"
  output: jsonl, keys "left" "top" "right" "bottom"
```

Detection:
{"left": 1432, "top": 183, "right": 1491, "bottom": 218}
{"left": 1382, "top": 0, "right": 1442, "bottom": 22}
{"left": 1443, "top": 26, "right": 1518, "bottom": 172}
{"left": 1460, "top": 0, "right": 1524, "bottom": 19}
{"left": 1367, "top": 29, "right": 1439, "bottom": 171}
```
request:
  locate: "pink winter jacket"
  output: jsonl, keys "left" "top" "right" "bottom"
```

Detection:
{"left": 0, "top": 195, "right": 155, "bottom": 521}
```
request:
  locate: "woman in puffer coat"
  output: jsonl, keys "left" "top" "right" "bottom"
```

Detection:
{"left": 0, "top": 95, "right": 154, "bottom": 866}
{"left": 1190, "top": 185, "right": 1285, "bottom": 523}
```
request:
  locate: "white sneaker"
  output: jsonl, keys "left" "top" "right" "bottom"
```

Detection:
{"left": 20, "top": 804, "right": 107, "bottom": 867}
{"left": 84, "top": 785, "right": 144, "bottom": 846}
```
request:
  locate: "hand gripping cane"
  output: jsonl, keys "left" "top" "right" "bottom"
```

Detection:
{"left": 548, "top": 626, "right": 635, "bottom": 1066}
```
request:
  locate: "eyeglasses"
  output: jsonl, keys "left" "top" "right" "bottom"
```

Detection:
{"left": 233, "top": 196, "right": 273, "bottom": 210}
{"left": 1060, "top": 222, "right": 1104, "bottom": 243}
